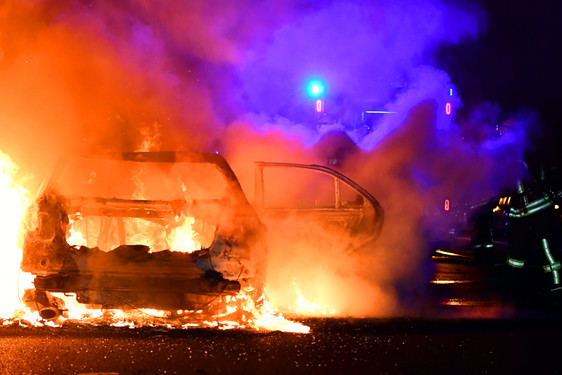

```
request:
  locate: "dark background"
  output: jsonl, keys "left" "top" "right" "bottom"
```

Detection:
{"left": 438, "top": 0, "right": 562, "bottom": 163}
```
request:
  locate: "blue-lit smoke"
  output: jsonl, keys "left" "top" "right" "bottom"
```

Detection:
{"left": 226, "top": 0, "right": 533, "bottom": 315}
{"left": 231, "top": 0, "right": 530, "bottom": 212}
{"left": 235, "top": 0, "right": 484, "bottom": 139}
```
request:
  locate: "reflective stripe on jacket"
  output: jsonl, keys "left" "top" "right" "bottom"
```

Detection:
{"left": 508, "top": 194, "right": 553, "bottom": 218}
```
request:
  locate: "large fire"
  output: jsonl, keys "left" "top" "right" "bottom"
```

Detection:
{"left": 0, "top": 150, "right": 313, "bottom": 333}
{"left": 0, "top": 150, "right": 31, "bottom": 321}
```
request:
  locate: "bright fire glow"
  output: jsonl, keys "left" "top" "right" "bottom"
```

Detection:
{"left": 66, "top": 212, "right": 205, "bottom": 254}
{"left": 66, "top": 214, "right": 88, "bottom": 247}
{"left": 289, "top": 281, "right": 336, "bottom": 316}
{"left": 166, "top": 215, "right": 199, "bottom": 253}
{"left": 11, "top": 287, "right": 311, "bottom": 333}
{"left": 217, "top": 287, "right": 310, "bottom": 333}
{"left": 62, "top": 217, "right": 309, "bottom": 331}
{"left": 0, "top": 149, "right": 309, "bottom": 333}
{"left": 0, "top": 151, "right": 31, "bottom": 320}
{"left": 430, "top": 280, "right": 474, "bottom": 284}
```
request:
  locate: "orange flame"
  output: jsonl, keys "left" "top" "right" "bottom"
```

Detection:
{"left": 0, "top": 150, "right": 32, "bottom": 320}
{"left": 290, "top": 281, "right": 337, "bottom": 316}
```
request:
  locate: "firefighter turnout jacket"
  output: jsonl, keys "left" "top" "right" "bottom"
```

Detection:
{"left": 506, "top": 178, "right": 561, "bottom": 290}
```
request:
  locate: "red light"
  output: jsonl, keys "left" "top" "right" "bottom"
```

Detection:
{"left": 316, "top": 99, "right": 323, "bottom": 113}
{"left": 444, "top": 199, "right": 450, "bottom": 211}
{"left": 445, "top": 102, "right": 452, "bottom": 115}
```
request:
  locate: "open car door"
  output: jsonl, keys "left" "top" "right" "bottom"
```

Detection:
{"left": 254, "top": 162, "right": 384, "bottom": 252}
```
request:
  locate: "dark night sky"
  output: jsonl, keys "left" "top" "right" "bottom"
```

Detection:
{"left": 438, "top": 0, "right": 562, "bottom": 159}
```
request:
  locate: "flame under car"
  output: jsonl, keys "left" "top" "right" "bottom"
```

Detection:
{"left": 21, "top": 152, "right": 265, "bottom": 318}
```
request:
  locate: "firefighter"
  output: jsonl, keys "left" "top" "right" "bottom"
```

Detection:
{"left": 505, "top": 156, "right": 561, "bottom": 292}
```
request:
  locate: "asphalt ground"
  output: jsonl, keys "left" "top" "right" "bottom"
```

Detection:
{"left": 1, "top": 317, "right": 561, "bottom": 375}
{"left": 1, "top": 248, "right": 561, "bottom": 375}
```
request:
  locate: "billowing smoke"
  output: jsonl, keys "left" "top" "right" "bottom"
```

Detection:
{"left": 0, "top": 0, "right": 534, "bottom": 317}
{"left": 0, "top": 0, "right": 259, "bottom": 188}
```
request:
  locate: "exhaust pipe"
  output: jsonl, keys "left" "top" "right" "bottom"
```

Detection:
{"left": 39, "top": 306, "right": 62, "bottom": 320}
{"left": 23, "top": 289, "right": 66, "bottom": 321}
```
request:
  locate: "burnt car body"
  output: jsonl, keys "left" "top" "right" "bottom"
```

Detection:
{"left": 20, "top": 152, "right": 384, "bottom": 319}
{"left": 21, "top": 152, "right": 265, "bottom": 317}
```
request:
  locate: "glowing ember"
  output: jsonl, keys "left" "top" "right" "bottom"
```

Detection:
{"left": 0, "top": 150, "right": 31, "bottom": 320}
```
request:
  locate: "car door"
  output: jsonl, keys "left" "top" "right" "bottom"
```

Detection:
{"left": 254, "top": 161, "right": 384, "bottom": 253}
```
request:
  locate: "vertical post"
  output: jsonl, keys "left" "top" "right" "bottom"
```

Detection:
{"left": 254, "top": 162, "right": 265, "bottom": 212}
{"left": 334, "top": 177, "right": 341, "bottom": 209}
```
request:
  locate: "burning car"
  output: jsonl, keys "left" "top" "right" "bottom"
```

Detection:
{"left": 20, "top": 151, "right": 383, "bottom": 320}
{"left": 21, "top": 152, "right": 265, "bottom": 319}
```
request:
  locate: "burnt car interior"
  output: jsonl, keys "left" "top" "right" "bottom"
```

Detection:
{"left": 21, "top": 152, "right": 265, "bottom": 319}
